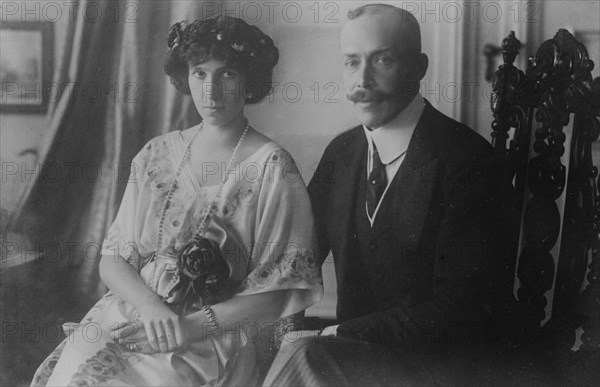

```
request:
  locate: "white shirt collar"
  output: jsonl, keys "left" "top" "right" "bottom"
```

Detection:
{"left": 362, "top": 93, "right": 425, "bottom": 164}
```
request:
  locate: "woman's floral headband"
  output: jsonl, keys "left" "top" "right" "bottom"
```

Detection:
{"left": 167, "top": 19, "right": 270, "bottom": 60}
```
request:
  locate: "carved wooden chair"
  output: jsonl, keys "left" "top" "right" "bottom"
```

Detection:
{"left": 490, "top": 29, "right": 599, "bottom": 380}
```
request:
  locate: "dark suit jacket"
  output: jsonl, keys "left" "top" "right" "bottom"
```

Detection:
{"left": 308, "top": 102, "right": 515, "bottom": 350}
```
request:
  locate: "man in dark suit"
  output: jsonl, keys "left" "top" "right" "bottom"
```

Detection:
{"left": 264, "top": 4, "right": 515, "bottom": 386}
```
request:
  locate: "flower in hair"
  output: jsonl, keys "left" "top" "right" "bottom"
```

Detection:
{"left": 232, "top": 42, "right": 245, "bottom": 52}
{"left": 168, "top": 21, "right": 186, "bottom": 49}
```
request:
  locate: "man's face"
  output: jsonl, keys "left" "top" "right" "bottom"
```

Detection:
{"left": 341, "top": 13, "right": 422, "bottom": 129}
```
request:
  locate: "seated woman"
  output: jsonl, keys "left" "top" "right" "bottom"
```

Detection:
{"left": 31, "top": 16, "right": 322, "bottom": 387}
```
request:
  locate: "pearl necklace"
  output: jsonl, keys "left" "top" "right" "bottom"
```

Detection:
{"left": 149, "top": 120, "right": 251, "bottom": 296}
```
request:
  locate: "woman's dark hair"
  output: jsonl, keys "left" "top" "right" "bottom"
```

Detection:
{"left": 164, "top": 16, "right": 279, "bottom": 104}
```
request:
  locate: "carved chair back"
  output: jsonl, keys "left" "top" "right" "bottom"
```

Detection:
{"left": 490, "top": 29, "right": 600, "bottom": 351}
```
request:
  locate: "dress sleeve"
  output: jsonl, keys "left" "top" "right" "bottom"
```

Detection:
{"left": 100, "top": 142, "right": 151, "bottom": 267}
{"left": 236, "top": 148, "right": 323, "bottom": 318}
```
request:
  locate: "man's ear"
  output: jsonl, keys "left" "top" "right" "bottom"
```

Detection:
{"left": 415, "top": 53, "right": 428, "bottom": 81}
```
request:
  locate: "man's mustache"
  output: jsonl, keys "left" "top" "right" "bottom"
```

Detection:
{"left": 346, "top": 90, "right": 395, "bottom": 103}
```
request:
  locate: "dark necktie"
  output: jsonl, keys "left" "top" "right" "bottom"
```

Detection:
{"left": 366, "top": 143, "right": 387, "bottom": 217}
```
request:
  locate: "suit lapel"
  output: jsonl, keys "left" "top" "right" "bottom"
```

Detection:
{"left": 331, "top": 127, "right": 367, "bottom": 254}
{"left": 390, "top": 104, "right": 441, "bottom": 245}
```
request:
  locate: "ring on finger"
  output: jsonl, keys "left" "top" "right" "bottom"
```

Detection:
{"left": 158, "top": 336, "right": 167, "bottom": 344}
{"left": 126, "top": 343, "right": 139, "bottom": 352}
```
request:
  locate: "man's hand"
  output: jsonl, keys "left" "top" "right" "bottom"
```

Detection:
{"left": 280, "top": 330, "right": 320, "bottom": 349}
{"left": 278, "top": 325, "right": 339, "bottom": 349}
{"left": 320, "top": 324, "right": 339, "bottom": 336}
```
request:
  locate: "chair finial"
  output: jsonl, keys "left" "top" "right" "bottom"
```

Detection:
{"left": 502, "top": 31, "right": 522, "bottom": 66}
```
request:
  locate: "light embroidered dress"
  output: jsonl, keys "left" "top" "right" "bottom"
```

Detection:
{"left": 31, "top": 128, "right": 323, "bottom": 387}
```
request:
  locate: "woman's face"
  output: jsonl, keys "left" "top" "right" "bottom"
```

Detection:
{"left": 188, "top": 57, "right": 247, "bottom": 127}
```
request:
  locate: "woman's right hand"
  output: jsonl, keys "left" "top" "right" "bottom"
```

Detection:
{"left": 113, "top": 302, "right": 186, "bottom": 353}
{"left": 101, "top": 254, "right": 189, "bottom": 353}
{"left": 141, "top": 302, "right": 186, "bottom": 352}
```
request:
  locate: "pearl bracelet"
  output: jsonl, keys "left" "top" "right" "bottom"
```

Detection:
{"left": 201, "top": 304, "right": 219, "bottom": 334}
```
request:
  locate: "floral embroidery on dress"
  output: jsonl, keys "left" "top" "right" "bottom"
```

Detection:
{"left": 274, "top": 149, "right": 301, "bottom": 181}
{"left": 221, "top": 182, "right": 257, "bottom": 224}
{"left": 281, "top": 248, "right": 321, "bottom": 284}
{"left": 240, "top": 248, "right": 321, "bottom": 292}
{"left": 31, "top": 340, "right": 66, "bottom": 386}
{"left": 68, "top": 342, "right": 141, "bottom": 386}
{"left": 151, "top": 180, "right": 168, "bottom": 192}
{"left": 146, "top": 165, "right": 161, "bottom": 178}
{"left": 139, "top": 138, "right": 154, "bottom": 164}
{"left": 164, "top": 199, "right": 186, "bottom": 235}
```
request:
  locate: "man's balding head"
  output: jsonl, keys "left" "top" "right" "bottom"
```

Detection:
{"left": 347, "top": 4, "right": 422, "bottom": 54}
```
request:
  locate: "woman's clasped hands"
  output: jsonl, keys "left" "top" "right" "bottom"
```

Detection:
{"left": 111, "top": 302, "right": 188, "bottom": 354}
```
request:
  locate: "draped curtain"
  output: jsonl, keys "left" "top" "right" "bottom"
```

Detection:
{"left": 16, "top": 0, "right": 203, "bottom": 305}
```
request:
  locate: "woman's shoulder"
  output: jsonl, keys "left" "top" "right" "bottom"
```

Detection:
{"left": 262, "top": 144, "right": 296, "bottom": 165}
{"left": 132, "top": 130, "right": 187, "bottom": 173}
{"left": 138, "top": 131, "right": 173, "bottom": 152}
{"left": 245, "top": 135, "right": 294, "bottom": 166}
{"left": 238, "top": 131, "right": 300, "bottom": 178}
{"left": 252, "top": 143, "right": 304, "bottom": 185}
{"left": 138, "top": 128, "right": 196, "bottom": 157}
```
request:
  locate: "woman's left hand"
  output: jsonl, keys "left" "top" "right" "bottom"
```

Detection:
{"left": 111, "top": 321, "right": 156, "bottom": 354}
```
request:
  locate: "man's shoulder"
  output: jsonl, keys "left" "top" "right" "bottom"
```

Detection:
{"left": 327, "top": 125, "right": 364, "bottom": 149}
{"left": 317, "top": 125, "right": 365, "bottom": 161}
{"left": 423, "top": 104, "right": 492, "bottom": 160}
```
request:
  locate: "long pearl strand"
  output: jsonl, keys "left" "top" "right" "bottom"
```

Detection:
{"left": 149, "top": 120, "right": 251, "bottom": 296}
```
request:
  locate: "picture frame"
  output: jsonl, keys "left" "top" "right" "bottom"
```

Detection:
{"left": 0, "top": 22, "right": 53, "bottom": 114}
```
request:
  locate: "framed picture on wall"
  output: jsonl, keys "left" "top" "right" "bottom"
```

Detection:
{"left": 0, "top": 22, "right": 53, "bottom": 114}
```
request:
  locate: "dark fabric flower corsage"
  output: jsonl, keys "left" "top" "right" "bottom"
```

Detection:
{"left": 177, "top": 236, "right": 234, "bottom": 305}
